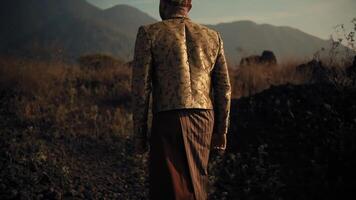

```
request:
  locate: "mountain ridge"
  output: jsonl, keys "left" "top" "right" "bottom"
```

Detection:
{"left": 0, "top": 1, "right": 335, "bottom": 63}
{"left": 207, "top": 20, "right": 331, "bottom": 63}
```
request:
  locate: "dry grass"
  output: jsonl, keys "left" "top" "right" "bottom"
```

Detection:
{"left": 0, "top": 55, "right": 354, "bottom": 199}
{"left": 0, "top": 56, "right": 149, "bottom": 199}
{"left": 0, "top": 56, "right": 319, "bottom": 121}
{"left": 230, "top": 60, "right": 308, "bottom": 98}
{"left": 0, "top": 56, "right": 132, "bottom": 139}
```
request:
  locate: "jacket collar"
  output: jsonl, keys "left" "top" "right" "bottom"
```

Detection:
{"left": 162, "top": 12, "right": 190, "bottom": 20}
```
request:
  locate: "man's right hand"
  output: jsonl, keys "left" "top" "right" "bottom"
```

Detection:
{"left": 211, "top": 134, "right": 227, "bottom": 152}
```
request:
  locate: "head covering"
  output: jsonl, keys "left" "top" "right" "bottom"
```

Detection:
{"left": 162, "top": 0, "right": 192, "bottom": 7}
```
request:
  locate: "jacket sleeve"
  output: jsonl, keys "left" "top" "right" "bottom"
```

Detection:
{"left": 212, "top": 32, "right": 232, "bottom": 136}
{"left": 131, "top": 26, "right": 153, "bottom": 139}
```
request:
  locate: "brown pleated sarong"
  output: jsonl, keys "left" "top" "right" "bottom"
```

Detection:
{"left": 149, "top": 108, "right": 214, "bottom": 200}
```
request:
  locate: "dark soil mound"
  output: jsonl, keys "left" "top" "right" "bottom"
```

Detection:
{"left": 211, "top": 83, "right": 356, "bottom": 200}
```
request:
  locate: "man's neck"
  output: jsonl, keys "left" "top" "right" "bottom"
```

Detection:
{"left": 160, "top": 4, "right": 190, "bottom": 20}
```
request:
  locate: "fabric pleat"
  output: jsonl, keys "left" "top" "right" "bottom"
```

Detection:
{"left": 149, "top": 108, "right": 214, "bottom": 200}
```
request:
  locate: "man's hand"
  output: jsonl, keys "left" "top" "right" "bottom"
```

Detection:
{"left": 134, "top": 137, "right": 148, "bottom": 155}
{"left": 211, "top": 134, "right": 227, "bottom": 152}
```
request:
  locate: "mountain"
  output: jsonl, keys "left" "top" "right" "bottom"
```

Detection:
{"left": 99, "top": 5, "right": 157, "bottom": 37}
{"left": 0, "top": 0, "right": 99, "bottom": 48}
{"left": 0, "top": 0, "right": 156, "bottom": 61}
{"left": 0, "top": 1, "right": 336, "bottom": 63}
{"left": 208, "top": 21, "right": 332, "bottom": 64}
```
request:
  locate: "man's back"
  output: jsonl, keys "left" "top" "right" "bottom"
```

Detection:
{"left": 141, "top": 18, "right": 224, "bottom": 113}
{"left": 132, "top": 16, "right": 231, "bottom": 137}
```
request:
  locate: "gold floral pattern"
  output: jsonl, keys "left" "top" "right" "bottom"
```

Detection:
{"left": 132, "top": 17, "right": 231, "bottom": 139}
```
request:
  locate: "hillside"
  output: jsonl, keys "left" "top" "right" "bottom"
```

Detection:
{"left": 1, "top": 57, "right": 355, "bottom": 199}
{"left": 0, "top": 1, "right": 336, "bottom": 63}
{"left": 0, "top": 0, "right": 155, "bottom": 61}
{"left": 0, "top": 0, "right": 99, "bottom": 49}
{"left": 99, "top": 4, "right": 157, "bottom": 36}
{"left": 212, "top": 83, "right": 356, "bottom": 199}
{"left": 208, "top": 21, "right": 332, "bottom": 63}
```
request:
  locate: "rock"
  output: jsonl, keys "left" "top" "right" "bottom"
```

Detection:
{"left": 240, "top": 50, "right": 277, "bottom": 66}
{"left": 261, "top": 50, "right": 277, "bottom": 65}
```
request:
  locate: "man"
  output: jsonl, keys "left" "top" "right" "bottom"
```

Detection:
{"left": 131, "top": 0, "right": 231, "bottom": 199}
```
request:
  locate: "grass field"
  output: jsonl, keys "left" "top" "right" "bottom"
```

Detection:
{"left": 0, "top": 55, "right": 355, "bottom": 199}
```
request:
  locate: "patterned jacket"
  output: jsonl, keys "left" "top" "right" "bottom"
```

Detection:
{"left": 132, "top": 15, "right": 231, "bottom": 138}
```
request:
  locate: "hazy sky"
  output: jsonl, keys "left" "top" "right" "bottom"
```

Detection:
{"left": 87, "top": 0, "right": 356, "bottom": 39}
